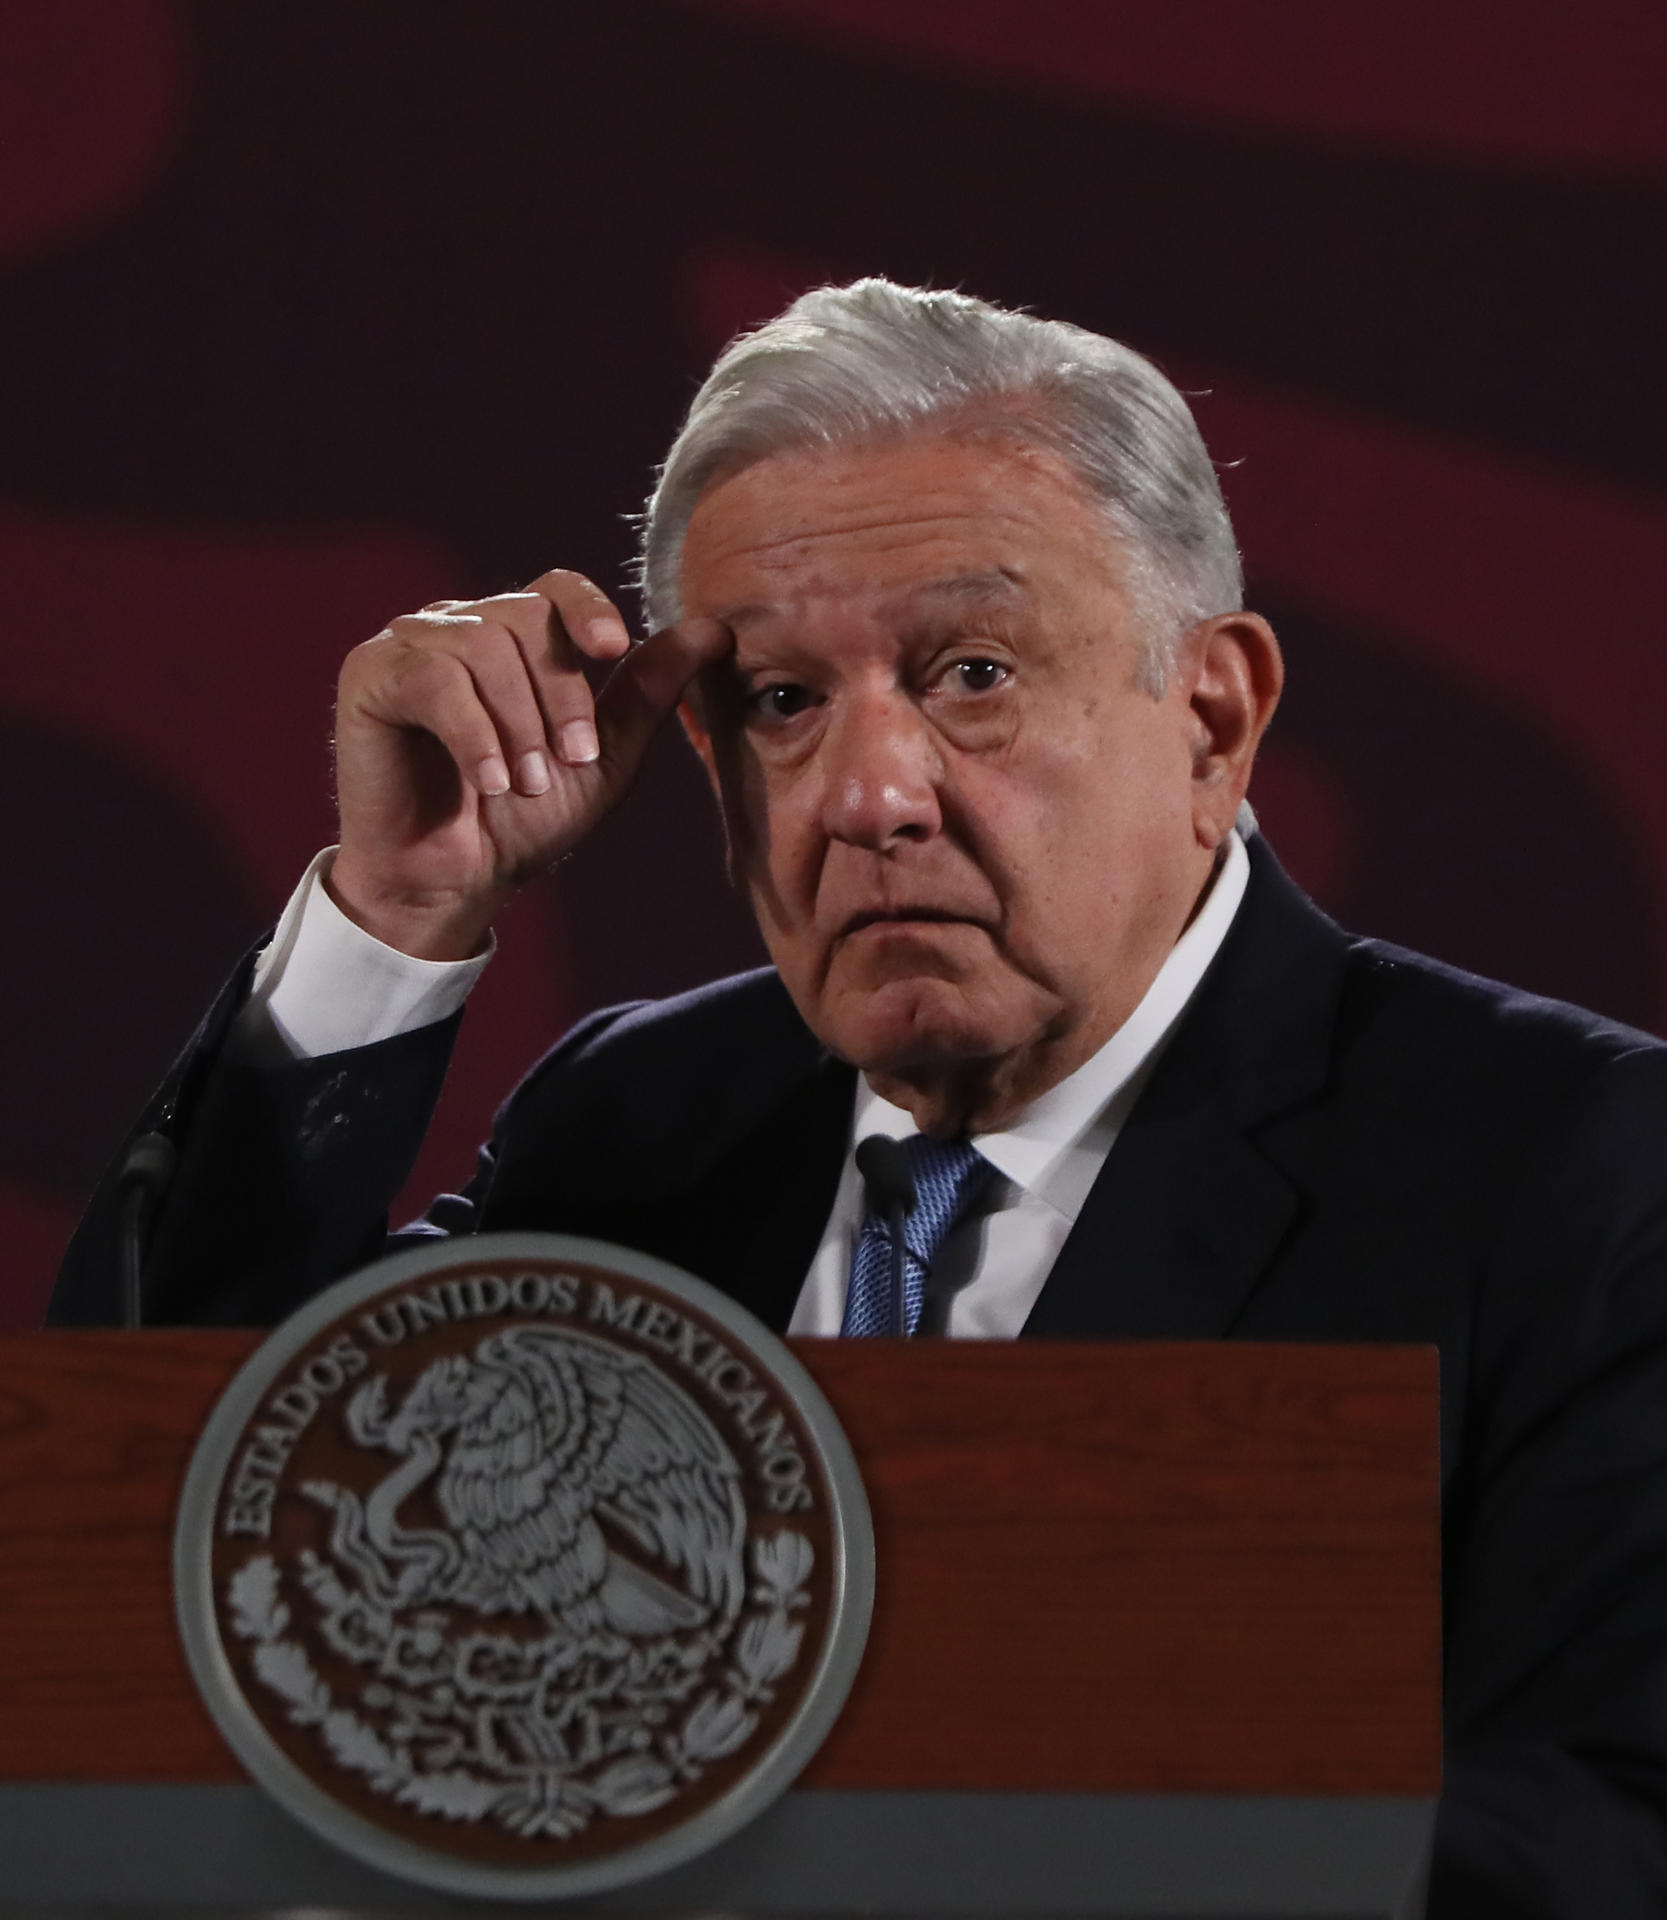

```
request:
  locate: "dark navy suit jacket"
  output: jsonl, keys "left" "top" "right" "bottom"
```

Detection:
{"left": 52, "top": 839, "right": 1667, "bottom": 1916}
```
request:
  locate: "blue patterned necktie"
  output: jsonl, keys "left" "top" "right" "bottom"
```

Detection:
{"left": 841, "top": 1137, "right": 995, "bottom": 1337}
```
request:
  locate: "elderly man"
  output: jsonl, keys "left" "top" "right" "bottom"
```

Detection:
{"left": 54, "top": 281, "right": 1667, "bottom": 1914}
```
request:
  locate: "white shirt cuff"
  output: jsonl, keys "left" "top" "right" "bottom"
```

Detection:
{"left": 231, "top": 849, "right": 493, "bottom": 1061}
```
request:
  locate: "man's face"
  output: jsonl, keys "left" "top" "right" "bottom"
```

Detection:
{"left": 678, "top": 434, "right": 1255, "bottom": 1130}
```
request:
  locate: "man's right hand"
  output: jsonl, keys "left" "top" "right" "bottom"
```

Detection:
{"left": 328, "top": 568, "right": 731, "bottom": 959}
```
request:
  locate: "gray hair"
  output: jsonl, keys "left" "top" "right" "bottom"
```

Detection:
{"left": 638, "top": 278, "right": 1243, "bottom": 693}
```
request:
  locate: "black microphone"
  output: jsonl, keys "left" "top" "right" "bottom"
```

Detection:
{"left": 855, "top": 1134, "right": 916, "bottom": 1336}
{"left": 116, "top": 1131, "right": 177, "bottom": 1329}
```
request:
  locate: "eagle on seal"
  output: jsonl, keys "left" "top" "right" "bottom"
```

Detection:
{"left": 310, "top": 1325, "right": 748, "bottom": 1639}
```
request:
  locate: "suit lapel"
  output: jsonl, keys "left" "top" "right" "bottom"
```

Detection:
{"left": 671, "top": 1055, "right": 854, "bottom": 1333}
{"left": 484, "top": 972, "right": 854, "bottom": 1335}
{"left": 1023, "top": 840, "right": 1349, "bottom": 1339}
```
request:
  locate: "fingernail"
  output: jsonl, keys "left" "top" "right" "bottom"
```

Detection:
{"left": 516, "top": 749, "right": 551, "bottom": 795}
{"left": 558, "top": 719, "right": 600, "bottom": 764}
{"left": 589, "top": 618, "right": 630, "bottom": 653}
{"left": 477, "top": 754, "right": 511, "bottom": 795}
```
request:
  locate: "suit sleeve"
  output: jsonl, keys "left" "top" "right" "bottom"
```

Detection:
{"left": 47, "top": 942, "right": 463, "bottom": 1326}
{"left": 47, "top": 949, "right": 654, "bottom": 1327}
{"left": 1430, "top": 1045, "right": 1667, "bottom": 1917}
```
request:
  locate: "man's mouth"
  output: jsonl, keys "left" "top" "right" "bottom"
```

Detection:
{"left": 838, "top": 908, "right": 986, "bottom": 938}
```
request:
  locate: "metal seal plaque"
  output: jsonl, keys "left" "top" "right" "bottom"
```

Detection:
{"left": 174, "top": 1233, "right": 874, "bottom": 1899}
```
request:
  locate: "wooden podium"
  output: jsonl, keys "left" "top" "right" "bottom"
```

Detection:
{"left": 0, "top": 1332, "right": 1439, "bottom": 1917}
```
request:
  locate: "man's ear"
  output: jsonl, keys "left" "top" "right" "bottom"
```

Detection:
{"left": 1182, "top": 611, "right": 1284, "bottom": 849}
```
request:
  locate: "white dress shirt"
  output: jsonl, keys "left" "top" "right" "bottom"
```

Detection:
{"left": 229, "top": 849, "right": 492, "bottom": 1063}
{"left": 234, "top": 834, "right": 1250, "bottom": 1338}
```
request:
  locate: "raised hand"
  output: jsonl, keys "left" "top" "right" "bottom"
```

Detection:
{"left": 328, "top": 568, "right": 731, "bottom": 958}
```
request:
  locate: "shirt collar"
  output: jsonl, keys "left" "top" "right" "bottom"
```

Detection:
{"left": 850, "top": 830, "right": 1251, "bottom": 1224}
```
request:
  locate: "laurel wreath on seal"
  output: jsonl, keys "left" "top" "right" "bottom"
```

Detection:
{"left": 226, "top": 1531, "right": 815, "bottom": 1839}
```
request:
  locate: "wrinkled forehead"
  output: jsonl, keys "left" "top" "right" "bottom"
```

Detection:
{"left": 716, "top": 566, "right": 1034, "bottom": 637}
{"left": 677, "top": 434, "right": 1132, "bottom": 630}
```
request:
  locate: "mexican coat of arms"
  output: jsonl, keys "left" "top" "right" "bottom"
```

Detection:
{"left": 175, "top": 1236, "right": 872, "bottom": 1898}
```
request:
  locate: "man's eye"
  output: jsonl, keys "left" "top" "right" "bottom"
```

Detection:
{"left": 941, "top": 658, "right": 1009, "bottom": 694}
{"left": 746, "top": 682, "right": 817, "bottom": 723}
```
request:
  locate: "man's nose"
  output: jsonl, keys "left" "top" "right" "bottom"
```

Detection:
{"left": 818, "top": 686, "right": 944, "bottom": 849}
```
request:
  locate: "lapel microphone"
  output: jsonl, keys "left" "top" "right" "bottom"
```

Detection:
{"left": 855, "top": 1134, "right": 916, "bottom": 1337}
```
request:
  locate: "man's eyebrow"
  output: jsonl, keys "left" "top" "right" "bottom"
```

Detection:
{"left": 711, "top": 601, "right": 771, "bottom": 630}
{"left": 907, "top": 568, "right": 1028, "bottom": 603}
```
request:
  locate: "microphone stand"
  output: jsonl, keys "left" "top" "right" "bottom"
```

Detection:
{"left": 116, "top": 1131, "right": 177, "bottom": 1329}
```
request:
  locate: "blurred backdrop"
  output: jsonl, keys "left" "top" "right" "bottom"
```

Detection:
{"left": 3, "top": 0, "right": 1663, "bottom": 1324}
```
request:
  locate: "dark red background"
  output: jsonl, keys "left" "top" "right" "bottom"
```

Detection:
{"left": 3, "top": 1, "right": 1662, "bottom": 1325}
